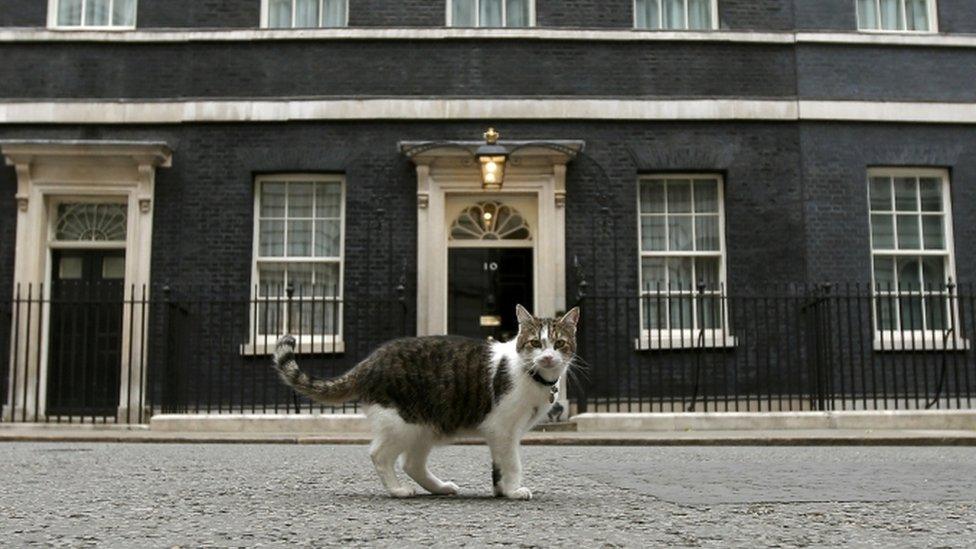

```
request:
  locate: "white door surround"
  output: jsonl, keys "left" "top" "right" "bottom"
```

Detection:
{"left": 401, "top": 140, "right": 583, "bottom": 337}
{"left": 1, "top": 140, "right": 172, "bottom": 422}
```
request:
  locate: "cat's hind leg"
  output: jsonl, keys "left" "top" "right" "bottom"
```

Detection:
{"left": 403, "top": 434, "right": 459, "bottom": 496}
{"left": 367, "top": 407, "right": 415, "bottom": 498}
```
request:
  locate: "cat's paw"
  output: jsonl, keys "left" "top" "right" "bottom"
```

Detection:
{"left": 388, "top": 486, "right": 416, "bottom": 498}
{"left": 505, "top": 487, "right": 532, "bottom": 500}
{"left": 432, "top": 482, "right": 459, "bottom": 496}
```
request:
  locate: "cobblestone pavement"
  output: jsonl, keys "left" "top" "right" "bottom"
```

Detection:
{"left": 1, "top": 443, "right": 975, "bottom": 547}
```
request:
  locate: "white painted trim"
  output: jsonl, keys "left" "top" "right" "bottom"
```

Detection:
{"left": 6, "top": 26, "right": 976, "bottom": 47}
{"left": 3, "top": 99, "right": 976, "bottom": 124}
{"left": 0, "top": 140, "right": 170, "bottom": 423}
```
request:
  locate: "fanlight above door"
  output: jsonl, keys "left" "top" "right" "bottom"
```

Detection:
{"left": 450, "top": 201, "right": 531, "bottom": 241}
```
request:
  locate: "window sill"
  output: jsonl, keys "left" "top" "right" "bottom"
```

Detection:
{"left": 873, "top": 335, "right": 970, "bottom": 352}
{"left": 240, "top": 338, "right": 345, "bottom": 356}
{"left": 48, "top": 26, "right": 136, "bottom": 31}
{"left": 635, "top": 332, "right": 737, "bottom": 351}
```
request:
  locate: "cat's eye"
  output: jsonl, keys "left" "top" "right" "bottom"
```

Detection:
{"left": 553, "top": 340, "right": 566, "bottom": 349}
{"left": 530, "top": 339, "right": 542, "bottom": 348}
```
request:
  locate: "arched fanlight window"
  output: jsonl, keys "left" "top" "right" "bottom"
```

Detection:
{"left": 450, "top": 201, "right": 531, "bottom": 241}
{"left": 55, "top": 203, "right": 128, "bottom": 242}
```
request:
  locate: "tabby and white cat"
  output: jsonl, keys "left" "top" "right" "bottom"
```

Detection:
{"left": 272, "top": 304, "right": 579, "bottom": 500}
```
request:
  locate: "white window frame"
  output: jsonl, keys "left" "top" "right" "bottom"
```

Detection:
{"left": 856, "top": 0, "right": 938, "bottom": 33}
{"left": 259, "top": 0, "right": 350, "bottom": 28}
{"left": 246, "top": 174, "right": 346, "bottom": 355}
{"left": 446, "top": 0, "right": 537, "bottom": 27}
{"left": 635, "top": 174, "right": 734, "bottom": 350}
{"left": 47, "top": 0, "right": 138, "bottom": 30}
{"left": 633, "top": 0, "right": 719, "bottom": 31}
{"left": 867, "top": 167, "right": 966, "bottom": 351}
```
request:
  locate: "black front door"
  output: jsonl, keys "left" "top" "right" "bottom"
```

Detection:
{"left": 448, "top": 248, "right": 533, "bottom": 341}
{"left": 47, "top": 250, "right": 125, "bottom": 417}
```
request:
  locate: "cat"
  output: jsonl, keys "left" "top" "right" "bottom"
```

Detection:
{"left": 272, "top": 304, "right": 579, "bottom": 500}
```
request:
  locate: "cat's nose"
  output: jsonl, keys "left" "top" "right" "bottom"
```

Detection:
{"left": 538, "top": 355, "right": 557, "bottom": 368}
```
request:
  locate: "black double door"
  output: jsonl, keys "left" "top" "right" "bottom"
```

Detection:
{"left": 47, "top": 250, "right": 125, "bottom": 416}
{"left": 448, "top": 248, "right": 533, "bottom": 341}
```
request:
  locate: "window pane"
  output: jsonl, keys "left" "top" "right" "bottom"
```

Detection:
{"left": 899, "top": 296, "right": 923, "bottom": 330}
{"left": 261, "top": 182, "right": 287, "bottom": 217}
{"left": 857, "top": 0, "right": 878, "bottom": 29}
{"left": 662, "top": 0, "right": 685, "bottom": 29}
{"left": 480, "top": 0, "right": 503, "bottom": 26}
{"left": 876, "top": 297, "right": 896, "bottom": 331}
{"left": 315, "top": 182, "right": 342, "bottom": 218}
{"left": 921, "top": 215, "right": 945, "bottom": 250}
{"left": 870, "top": 214, "right": 894, "bottom": 249}
{"left": 896, "top": 214, "right": 920, "bottom": 249}
{"left": 60, "top": 257, "right": 83, "bottom": 280}
{"left": 897, "top": 256, "right": 921, "bottom": 291}
{"left": 452, "top": 0, "right": 476, "bottom": 25}
{"left": 288, "top": 263, "right": 314, "bottom": 295}
{"left": 919, "top": 177, "right": 942, "bottom": 211}
{"left": 700, "top": 296, "right": 723, "bottom": 329}
{"left": 905, "top": 0, "right": 929, "bottom": 31}
{"left": 668, "top": 257, "right": 693, "bottom": 290}
{"left": 259, "top": 220, "right": 285, "bottom": 257}
{"left": 666, "top": 180, "right": 691, "bottom": 213}
{"left": 322, "top": 0, "right": 347, "bottom": 26}
{"left": 694, "top": 215, "right": 720, "bottom": 251}
{"left": 85, "top": 0, "right": 111, "bottom": 25}
{"left": 921, "top": 256, "right": 945, "bottom": 290}
{"left": 314, "top": 263, "right": 340, "bottom": 296}
{"left": 874, "top": 256, "right": 895, "bottom": 291}
{"left": 258, "top": 264, "right": 286, "bottom": 295}
{"left": 640, "top": 181, "right": 665, "bottom": 213}
{"left": 696, "top": 257, "right": 720, "bottom": 290}
{"left": 314, "top": 220, "right": 341, "bottom": 257}
{"left": 112, "top": 0, "right": 137, "bottom": 26}
{"left": 506, "top": 0, "right": 529, "bottom": 27}
{"left": 58, "top": 0, "right": 83, "bottom": 25}
{"left": 268, "top": 0, "right": 292, "bottom": 27}
{"left": 288, "top": 182, "right": 314, "bottom": 218}
{"left": 693, "top": 179, "right": 718, "bottom": 213}
{"left": 102, "top": 256, "right": 126, "bottom": 279}
{"left": 926, "top": 295, "right": 947, "bottom": 331}
{"left": 879, "top": 0, "right": 904, "bottom": 30}
{"left": 635, "top": 0, "right": 659, "bottom": 29}
{"left": 640, "top": 216, "right": 666, "bottom": 251}
{"left": 669, "top": 296, "right": 693, "bottom": 329}
{"left": 668, "top": 216, "right": 693, "bottom": 251}
{"left": 642, "top": 295, "right": 665, "bottom": 329}
{"left": 687, "top": 0, "right": 711, "bottom": 29}
{"left": 294, "top": 0, "right": 319, "bottom": 26}
{"left": 869, "top": 177, "right": 892, "bottom": 211}
{"left": 641, "top": 257, "right": 667, "bottom": 291}
{"left": 894, "top": 177, "right": 918, "bottom": 211}
{"left": 287, "top": 220, "right": 313, "bottom": 256}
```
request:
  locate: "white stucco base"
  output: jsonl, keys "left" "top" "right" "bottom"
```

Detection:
{"left": 150, "top": 413, "right": 372, "bottom": 433}
{"left": 572, "top": 410, "right": 976, "bottom": 432}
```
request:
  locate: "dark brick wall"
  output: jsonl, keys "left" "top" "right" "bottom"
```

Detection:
{"left": 797, "top": 45, "right": 976, "bottom": 102}
{"left": 0, "top": 41, "right": 796, "bottom": 99}
{"left": 793, "top": 0, "right": 855, "bottom": 31}
{"left": 0, "top": 0, "right": 46, "bottom": 27}
{"left": 350, "top": 0, "right": 444, "bottom": 27}
{"left": 720, "top": 0, "right": 794, "bottom": 31}
{"left": 138, "top": 0, "right": 259, "bottom": 28}
{"left": 938, "top": 0, "right": 976, "bottom": 34}
{"left": 800, "top": 123, "right": 976, "bottom": 285}
{"left": 536, "top": 0, "right": 633, "bottom": 28}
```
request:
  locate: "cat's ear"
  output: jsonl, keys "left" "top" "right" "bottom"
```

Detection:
{"left": 515, "top": 304, "right": 534, "bottom": 325}
{"left": 559, "top": 306, "right": 580, "bottom": 328}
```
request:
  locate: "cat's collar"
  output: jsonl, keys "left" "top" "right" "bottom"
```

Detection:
{"left": 529, "top": 370, "right": 559, "bottom": 387}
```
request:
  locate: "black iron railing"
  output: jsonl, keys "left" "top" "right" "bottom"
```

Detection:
{"left": 571, "top": 283, "right": 976, "bottom": 414}
{"left": 0, "top": 284, "right": 409, "bottom": 424}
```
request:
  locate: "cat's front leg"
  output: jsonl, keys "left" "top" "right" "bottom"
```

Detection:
{"left": 487, "top": 434, "right": 531, "bottom": 500}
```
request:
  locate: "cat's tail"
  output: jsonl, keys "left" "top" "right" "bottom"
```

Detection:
{"left": 272, "top": 335, "right": 359, "bottom": 405}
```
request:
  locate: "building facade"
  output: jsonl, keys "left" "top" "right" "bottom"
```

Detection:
{"left": 2, "top": 0, "right": 976, "bottom": 422}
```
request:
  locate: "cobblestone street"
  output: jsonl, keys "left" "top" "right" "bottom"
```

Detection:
{"left": 1, "top": 443, "right": 975, "bottom": 547}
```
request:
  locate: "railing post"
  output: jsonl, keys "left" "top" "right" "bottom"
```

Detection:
{"left": 573, "top": 255, "right": 588, "bottom": 414}
{"left": 286, "top": 283, "right": 300, "bottom": 414}
{"left": 687, "top": 280, "right": 707, "bottom": 412}
{"left": 160, "top": 286, "right": 175, "bottom": 413}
